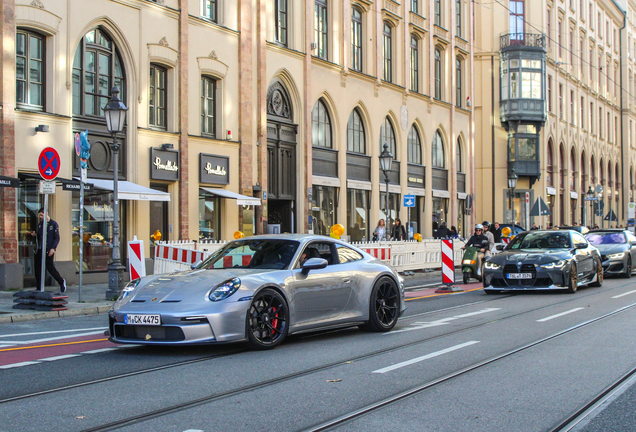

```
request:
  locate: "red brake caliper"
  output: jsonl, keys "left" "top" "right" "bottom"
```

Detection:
{"left": 270, "top": 307, "right": 278, "bottom": 333}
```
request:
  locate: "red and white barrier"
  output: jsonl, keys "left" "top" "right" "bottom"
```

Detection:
{"left": 363, "top": 246, "right": 391, "bottom": 261}
{"left": 154, "top": 243, "right": 207, "bottom": 274}
{"left": 441, "top": 239, "right": 454, "bottom": 284}
{"left": 127, "top": 237, "right": 146, "bottom": 281}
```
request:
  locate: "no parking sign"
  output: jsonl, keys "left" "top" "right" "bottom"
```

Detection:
{"left": 38, "top": 147, "right": 60, "bottom": 181}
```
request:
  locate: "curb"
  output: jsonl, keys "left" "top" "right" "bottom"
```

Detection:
{"left": 0, "top": 304, "right": 113, "bottom": 324}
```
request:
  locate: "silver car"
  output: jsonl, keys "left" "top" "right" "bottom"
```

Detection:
{"left": 109, "top": 234, "right": 406, "bottom": 349}
{"left": 585, "top": 229, "right": 636, "bottom": 277}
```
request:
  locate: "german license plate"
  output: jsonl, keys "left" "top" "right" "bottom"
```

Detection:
{"left": 125, "top": 314, "right": 161, "bottom": 325}
{"left": 507, "top": 273, "right": 532, "bottom": 279}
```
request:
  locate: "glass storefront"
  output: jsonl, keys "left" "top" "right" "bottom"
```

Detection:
{"left": 72, "top": 190, "right": 126, "bottom": 271}
{"left": 199, "top": 191, "right": 221, "bottom": 241}
{"left": 311, "top": 185, "right": 338, "bottom": 236}
{"left": 347, "top": 188, "right": 369, "bottom": 242}
{"left": 17, "top": 177, "right": 42, "bottom": 284}
{"left": 405, "top": 197, "right": 423, "bottom": 240}
{"left": 379, "top": 192, "right": 400, "bottom": 233}
{"left": 458, "top": 199, "right": 466, "bottom": 238}
{"left": 432, "top": 197, "right": 448, "bottom": 236}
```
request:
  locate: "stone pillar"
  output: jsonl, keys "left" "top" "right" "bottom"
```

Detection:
{"left": 256, "top": 0, "right": 268, "bottom": 235}
{"left": 240, "top": 0, "right": 254, "bottom": 233}
{"left": 0, "top": 0, "right": 22, "bottom": 289}
{"left": 178, "top": 0, "right": 189, "bottom": 240}
{"left": 303, "top": 0, "right": 313, "bottom": 233}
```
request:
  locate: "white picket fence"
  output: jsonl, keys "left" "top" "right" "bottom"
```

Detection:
{"left": 153, "top": 238, "right": 465, "bottom": 275}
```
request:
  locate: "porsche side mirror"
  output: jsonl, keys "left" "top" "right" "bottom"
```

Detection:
{"left": 301, "top": 258, "right": 328, "bottom": 275}
{"left": 574, "top": 243, "right": 587, "bottom": 250}
{"left": 191, "top": 260, "right": 202, "bottom": 270}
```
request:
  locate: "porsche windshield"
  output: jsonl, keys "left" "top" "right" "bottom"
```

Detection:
{"left": 586, "top": 232, "right": 626, "bottom": 245}
{"left": 200, "top": 239, "right": 300, "bottom": 270}
{"left": 508, "top": 232, "right": 572, "bottom": 249}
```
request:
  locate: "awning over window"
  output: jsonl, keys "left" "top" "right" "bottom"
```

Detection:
{"left": 200, "top": 187, "right": 261, "bottom": 206}
{"left": 79, "top": 178, "right": 171, "bottom": 201}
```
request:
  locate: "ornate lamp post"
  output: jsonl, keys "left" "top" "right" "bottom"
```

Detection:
{"left": 103, "top": 86, "right": 128, "bottom": 299}
{"left": 507, "top": 168, "right": 518, "bottom": 226}
{"left": 379, "top": 143, "right": 393, "bottom": 241}
{"left": 587, "top": 186, "right": 595, "bottom": 228}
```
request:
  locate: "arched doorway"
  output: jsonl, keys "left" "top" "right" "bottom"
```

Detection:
{"left": 266, "top": 81, "right": 297, "bottom": 233}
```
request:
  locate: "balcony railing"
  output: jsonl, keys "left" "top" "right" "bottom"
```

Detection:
{"left": 500, "top": 33, "right": 546, "bottom": 51}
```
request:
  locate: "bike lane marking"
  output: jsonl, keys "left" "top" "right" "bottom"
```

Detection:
{"left": 612, "top": 290, "right": 636, "bottom": 299}
{"left": 372, "top": 341, "right": 481, "bottom": 373}
{"left": 387, "top": 307, "right": 501, "bottom": 334}
{"left": 536, "top": 307, "right": 584, "bottom": 322}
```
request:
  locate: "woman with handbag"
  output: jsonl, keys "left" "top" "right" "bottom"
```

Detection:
{"left": 372, "top": 219, "right": 386, "bottom": 242}
{"left": 391, "top": 218, "right": 407, "bottom": 241}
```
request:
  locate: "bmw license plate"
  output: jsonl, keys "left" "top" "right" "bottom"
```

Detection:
{"left": 507, "top": 273, "right": 532, "bottom": 279}
{"left": 125, "top": 314, "right": 161, "bottom": 325}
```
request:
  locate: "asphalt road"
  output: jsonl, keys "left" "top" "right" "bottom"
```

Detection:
{"left": 1, "top": 277, "right": 636, "bottom": 432}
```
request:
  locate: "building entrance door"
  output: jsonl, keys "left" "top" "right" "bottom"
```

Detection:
{"left": 149, "top": 184, "right": 169, "bottom": 257}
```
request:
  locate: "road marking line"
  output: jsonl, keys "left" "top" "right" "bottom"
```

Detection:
{"left": 537, "top": 307, "right": 585, "bottom": 322}
{"left": 0, "top": 338, "right": 109, "bottom": 352}
{"left": 81, "top": 348, "right": 118, "bottom": 354}
{"left": 612, "top": 290, "right": 636, "bottom": 299}
{"left": 405, "top": 286, "right": 484, "bottom": 301}
{"left": 0, "top": 327, "right": 107, "bottom": 339}
{"left": 39, "top": 354, "right": 82, "bottom": 362}
{"left": 373, "top": 341, "right": 480, "bottom": 374}
{"left": 0, "top": 361, "right": 40, "bottom": 369}
{"left": 0, "top": 330, "right": 108, "bottom": 346}
{"left": 389, "top": 308, "right": 501, "bottom": 334}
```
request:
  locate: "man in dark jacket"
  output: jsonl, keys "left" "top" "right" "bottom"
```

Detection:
{"left": 492, "top": 222, "right": 502, "bottom": 243}
{"left": 436, "top": 222, "right": 451, "bottom": 238}
{"left": 463, "top": 224, "right": 490, "bottom": 275}
{"left": 31, "top": 209, "right": 66, "bottom": 292}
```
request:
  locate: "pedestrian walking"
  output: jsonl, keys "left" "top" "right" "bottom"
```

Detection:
{"left": 391, "top": 218, "right": 407, "bottom": 240}
{"left": 31, "top": 208, "right": 66, "bottom": 292}
{"left": 373, "top": 219, "right": 386, "bottom": 241}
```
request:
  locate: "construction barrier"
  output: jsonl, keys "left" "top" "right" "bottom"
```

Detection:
{"left": 127, "top": 237, "right": 146, "bottom": 280}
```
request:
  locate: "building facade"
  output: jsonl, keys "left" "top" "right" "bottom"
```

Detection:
{"left": 474, "top": 0, "right": 636, "bottom": 230}
{"left": 0, "top": 0, "right": 475, "bottom": 288}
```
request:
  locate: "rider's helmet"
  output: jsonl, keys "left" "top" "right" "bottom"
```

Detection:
{"left": 475, "top": 224, "right": 484, "bottom": 231}
{"left": 482, "top": 221, "right": 491, "bottom": 229}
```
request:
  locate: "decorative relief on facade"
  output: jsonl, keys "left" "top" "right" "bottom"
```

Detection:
{"left": 209, "top": 51, "right": 218, "bottom": 60}
{"left": 340, "top": 69, "right": 348, "bottom": 88}
{"left": 266, "top": 82, "right": 292, "bottom": 120}
{"left": 400, "top": 105, "right": 408, "bottom": 131}
{"left": 159, "top": 37, "right": 169, "bottom": 47}
{"left": 30, "top": 0, "right": 45, "bottom": 9}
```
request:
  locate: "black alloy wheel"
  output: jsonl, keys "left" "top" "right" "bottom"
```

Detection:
{"left": 590, "top": 259, "right": 604, "bottom": 287}
{"left": 624, "top": 257, "right": 632, "bottom": 279}
{"left": 362, "top": 277, "right": 399, "bottom": 332}
{"left": 566, "top": 264, "right": 578, "bottom": 294}
{"left": 246, "top": 288, "right": 289, "bottom": 350}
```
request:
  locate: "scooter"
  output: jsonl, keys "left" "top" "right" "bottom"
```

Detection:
{"left": 461, "top": 246, "right": 484, "bottom": 284}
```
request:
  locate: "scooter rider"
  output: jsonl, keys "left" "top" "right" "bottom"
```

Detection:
{"left": 463, "top": 224, "right": 490, "bottom": 275}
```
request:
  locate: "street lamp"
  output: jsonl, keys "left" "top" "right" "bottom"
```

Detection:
{"left": 103, "top": 86, "right": 128, "bottom": 299}
{"left": 507, "top": 168, "right": 518, "bottom": 226}
{"left": 379, "top": 143, "right": 393, "bottom": 241}
{"left": 587, "top": 186, "right": 594, "bottom": 228}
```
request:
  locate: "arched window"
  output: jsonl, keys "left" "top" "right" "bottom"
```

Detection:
{"left": 580, "top": 151, "right": 586, "bottom": 193}
{"left": 383, "top": 22, "right": 392, "bottom": 82}
{"left": 407, "top": 125, "right": 422, "bottom": 164}
{"left": 608, "top": 160, "right": 613, "bottom": 188}
{"left": 380, "top": 117, "right": 396, "bottom": 158}
{"left": 570, "top": 148, "right": 576, "bottom": 191}
{"left": 312, "top": 99, "right": 332, "bottom": 148}
{"left": 615, "top": 163, "right": 620, "bottom": 200}
{"left": 457, "top": 139, "right": 463, "bottom": 172}
{"left": 559, "top": 145, "right": 565, "bottom": 189}
{"left": 351, "top": 7, "right": 363, "bottom": 72}
{"left": 546, "top": 140, "right": 554, "bottom": 187}
{"left": 432, "top": 130, "right": 445, "bottom": 168}
{"left": 435, "top": 48, "right": 442, "bottom": 100}
{"left": 410, "top": 35, "right": 419, "bottom": 92}
{"left": 456, "top": 56, "right": 462, "bottom": 107}
{"left": 600, "top": 158, "right": 605, "bottom": 186}
{"left": 72, "top": 28, "right": 125, "bottom": 117}
{"left": 347, "top": 108, "right": 365, "bottom": 154}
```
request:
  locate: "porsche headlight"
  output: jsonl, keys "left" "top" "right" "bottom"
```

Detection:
{"left": 118, "top": 278, "right": 141, "bottom": 301}
{"left": 484, "top": 262, "right": 501, "bottom": 270}
{"left": 540, "top": 260, "right": 566, "bottom": 269}
{"left": 208, "top": 278, "right": 241, "bottom": 302}
{"left": 608, "top": 252, "right": 625, "bottom": 260}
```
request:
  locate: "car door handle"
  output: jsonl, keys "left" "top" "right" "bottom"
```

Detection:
{"left": 342, "top": 277, "right": 352, "bottom": 284}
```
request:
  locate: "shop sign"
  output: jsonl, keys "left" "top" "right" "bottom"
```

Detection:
{"left": 200, "top": 154, "right": 230, "bottom": 185}
{"left": 150, "top": 148, "right": 180, "bottom": 181}
{"left": 62, "top": 181, "right": 93, "bottom": 192}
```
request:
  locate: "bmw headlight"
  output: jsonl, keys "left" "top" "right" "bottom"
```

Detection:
{"left": 540, "top": 260, "right": 566, "bottom": 269}
{"left": 118, "top": 278, "right": 141, "bottom": 301}
{"left": 608, "top": 252, "right": 625, "bottom": 260}
{"left": 208, "top": 278, "right": 241, "bottom": 302}
{"left": 484, "top": 262, "right": 501, "bottom": 270}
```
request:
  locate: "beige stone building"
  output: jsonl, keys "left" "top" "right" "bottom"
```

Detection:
{"left": 474, "top": 0, "right": 636, "bottom": 230}
{"left": 0, "top": 0, "right": 475, "bottom": 288}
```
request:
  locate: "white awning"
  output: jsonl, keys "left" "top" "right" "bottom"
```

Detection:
{"left": 200, "top": 187, "right": 261, "bottom": 206}
{"left": 78, "top": 178, "right": 171, "bottom": 201}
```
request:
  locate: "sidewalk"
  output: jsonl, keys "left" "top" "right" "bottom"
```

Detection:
{"left": 0, "top": 269, "right": 459, "bottom": 324}
{"left": 0, "top": 283, "right": 115, "bottom": 324}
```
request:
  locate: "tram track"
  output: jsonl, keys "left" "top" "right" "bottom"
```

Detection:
{"left": 2, "top": 281, "right": 634, "bottom": 431}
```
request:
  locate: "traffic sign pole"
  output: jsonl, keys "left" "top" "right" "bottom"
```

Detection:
{"left": 40, "top": 196, "right": 48, "bottom": 292}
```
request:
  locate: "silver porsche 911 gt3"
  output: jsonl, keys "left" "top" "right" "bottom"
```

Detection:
{"left": 109, "top": 234, "right": 406, "bottom": 349}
